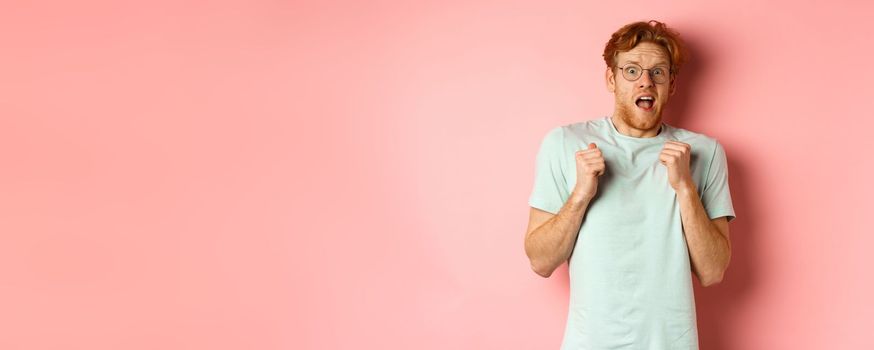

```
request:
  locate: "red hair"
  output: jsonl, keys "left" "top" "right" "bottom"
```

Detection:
{"left": 603, "top": 20, "right": 688, "bottom": 76}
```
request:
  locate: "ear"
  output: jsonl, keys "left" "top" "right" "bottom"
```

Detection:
{"left": 606, "top": 67, "right": 615, "bottom": 93}
{"left": 669, "top": 75, "right": 677, "bottom": 96}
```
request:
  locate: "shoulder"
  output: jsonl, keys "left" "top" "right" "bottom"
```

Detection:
{"left": 562, "top": 117, "right": 612, "bottom": 142}
{"left": 537, "top": 117, "right": 610, "bottom": 150}
{"left": 534, "top": 125, "right": 565, "bottom": 153}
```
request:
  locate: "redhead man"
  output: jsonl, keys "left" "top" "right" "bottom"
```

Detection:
{"left": 524, "top": 20, "right": 735, "bottom": 349}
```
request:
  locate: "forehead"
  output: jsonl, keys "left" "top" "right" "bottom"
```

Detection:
{"left": 616, "top": 42, "right": 670, "bottom": 65}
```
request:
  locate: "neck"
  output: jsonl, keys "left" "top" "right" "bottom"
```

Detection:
{"left": 610, "top": 115, "right": 662, "bottom": 138}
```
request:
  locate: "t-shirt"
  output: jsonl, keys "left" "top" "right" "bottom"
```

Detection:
{"left": 528, "top": 116, "right": 736, "bottom": 350}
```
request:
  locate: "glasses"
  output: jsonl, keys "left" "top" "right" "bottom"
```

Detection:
{"left": 617, "top": 64, "right": 671, "bottom": 84}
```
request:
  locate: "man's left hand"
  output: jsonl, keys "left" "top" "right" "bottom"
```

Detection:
{"left": 659, "top": 141, "right": 695, "bottom": 192}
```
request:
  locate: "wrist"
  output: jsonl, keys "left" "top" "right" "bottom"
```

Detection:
{"left": 675, "top": 182, "right": 697, "bottom": 197}
{"left": 570, "top": 191, "right": 593, "bottom": 206}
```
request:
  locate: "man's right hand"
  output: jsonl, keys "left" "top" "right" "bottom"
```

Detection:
{"left": 572, "top": 143, "right": 605, "bottom": 203}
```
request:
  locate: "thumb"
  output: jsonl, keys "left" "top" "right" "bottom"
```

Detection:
{"left": 588, "top": 143, "right": 597, "bottom": 150}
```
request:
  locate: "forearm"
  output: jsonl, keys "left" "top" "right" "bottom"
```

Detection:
{"left": 525, "top": 194, "right": 590, "bottom": 277}
{"left": 676, "top": 184, "right": 730, "bottom": 286}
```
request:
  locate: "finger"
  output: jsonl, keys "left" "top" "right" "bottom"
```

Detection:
{"left": 578, "top": 146, "right": 601, "bottom": 156}
{"left": 588, "top": 163, "right": 605, "bottom": 176}
{"left": 588, "top": 143, "right": 597, "bottom": 150}
{"left": 664, "top": 141, "right": 691, "bottom": 151}
{"left": 576, "top": 154, "right": 599, "bottom": 165}
{"left": 579, "top": 146, "right": 601, "bottom": 155}
{"left": 662, "top": 143, "right": 685, "bottom": 152}
{"left": 583, "top": 157, "right": 604, "bottom": 167}
{"left": 662, "top": 143, "right": 679, "bottom": 151}
{"left": 586, "top": 159, "right": 606, "bottom": 167}
{"left": 593, "top": 164, "right": 606, "bottom": 175}
{"left": 581, "top": 151, "right": 603, "bottom": 160}
{"left": 660, "top": 149, "right": 683, "bottom": 158}
{"left": 585, "top": 156, "right": 605, "bottom": 165}
{"left": 659, "top": 154, "right": 673, "bottom": 164}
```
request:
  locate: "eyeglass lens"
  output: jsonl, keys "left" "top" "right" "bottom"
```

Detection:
{"left": 622, "top": 64, "right": 668, "bottom": 84}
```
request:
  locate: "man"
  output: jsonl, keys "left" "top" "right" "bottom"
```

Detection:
{"left": 524, "top": 20, "right": 735, "bottom": 349}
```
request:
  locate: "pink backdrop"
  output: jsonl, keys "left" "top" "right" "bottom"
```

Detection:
{"left": 1, "top": 0, "right": 872, "bottom": 349}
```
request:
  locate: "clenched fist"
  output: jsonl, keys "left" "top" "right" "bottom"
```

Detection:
{"left": 572, "top": 143, "right": 606, "bottom": 202}
{"left": 659, "top": 141, "right": 694, "bottom": 192}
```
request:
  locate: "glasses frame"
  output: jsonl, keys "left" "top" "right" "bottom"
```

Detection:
{"left": 616, "top": 63, "right": 672, "bottom": 84}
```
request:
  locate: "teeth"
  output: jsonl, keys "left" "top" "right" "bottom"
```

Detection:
{"left": 639, "top": 96, "right": 654, "bottom": 101}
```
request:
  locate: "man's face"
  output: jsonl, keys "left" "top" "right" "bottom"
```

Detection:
{"left": 606, "top": 42, "right": 675, "bottom": 134}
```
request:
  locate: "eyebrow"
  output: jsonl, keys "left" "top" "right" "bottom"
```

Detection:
{"left": 623, "top": 60, "right": 670, "bottom": 67}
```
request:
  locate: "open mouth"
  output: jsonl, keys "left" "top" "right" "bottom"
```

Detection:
{"left": 635, "top": 96, "right": 655, "bottom": 111}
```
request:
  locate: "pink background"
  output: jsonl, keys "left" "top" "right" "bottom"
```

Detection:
{"left": 1, "top": 0, "right": 872, "bottom": 349}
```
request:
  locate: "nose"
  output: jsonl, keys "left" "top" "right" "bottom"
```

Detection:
{"left": 638, "top": 69, "right": 655, "bottom": 88}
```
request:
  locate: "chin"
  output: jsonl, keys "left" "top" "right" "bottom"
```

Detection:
{"left": 617, "top": 105, "right": 662, "bottom": 131}
{"left": 632, "top": 112, "right": 661, "bottom": 130}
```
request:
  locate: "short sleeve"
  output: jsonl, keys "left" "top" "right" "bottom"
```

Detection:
{"left": 701, "top": 142, "right": 736, "bottom": 222}
{"left": 528, "top": 127, "right": 570, "bottom": 214}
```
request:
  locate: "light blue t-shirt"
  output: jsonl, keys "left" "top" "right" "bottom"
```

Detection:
{"left": 528, "top": 116, "right": 735, "bottom": 350}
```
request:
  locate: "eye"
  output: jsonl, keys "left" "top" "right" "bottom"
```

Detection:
{"left": 626, "top": 67, "right": 638, "bottom": 75}
{"left": 652, "top": 68, "right": 664, "bottom": 76}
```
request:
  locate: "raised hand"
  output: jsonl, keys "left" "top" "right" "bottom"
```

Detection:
{"left": 572, "top": 143, "right": 606, "bottom": 202}
{"left": 659, "top": 141, "right": 694, "bottom": 192}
